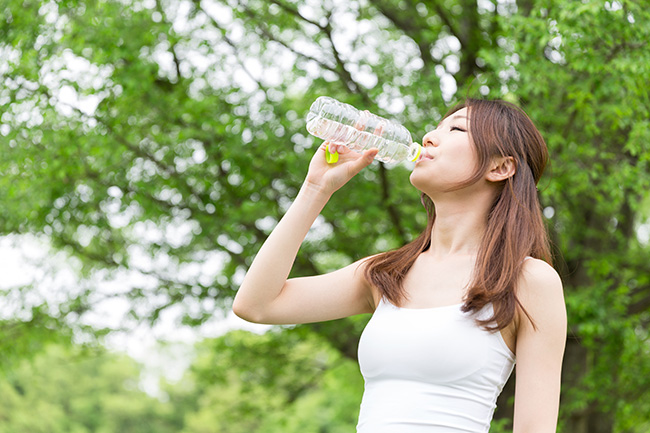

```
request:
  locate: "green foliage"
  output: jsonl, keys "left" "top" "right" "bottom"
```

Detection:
{"left": 1, "top": 0, "right": 650, "bottom": 431}
{"left": 0, "top": 330, "right": 364, "bottom": 433}
{"left": 0, "top": 302, "right": 75, "bottom": 372}
{"left": 171, "top": 329, "right": 364, "bottom": 433}
{"left": 0, "top": 342, "right": 181, "bottom": 433}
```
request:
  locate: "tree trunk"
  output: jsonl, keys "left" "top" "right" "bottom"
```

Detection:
{"left": 495, "top": 335, "right": 617, "bottom": 432}
{"left": 562, "top": 335, "right": 617, "bottom": 433}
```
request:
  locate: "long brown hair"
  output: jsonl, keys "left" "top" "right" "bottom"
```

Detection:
{"left": 363, "top": 98, "right": 551, "bottom": 331}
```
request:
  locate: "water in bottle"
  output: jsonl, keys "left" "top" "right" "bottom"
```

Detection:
{"left": 305, "top": 96, "right": 422, "bottom": 164}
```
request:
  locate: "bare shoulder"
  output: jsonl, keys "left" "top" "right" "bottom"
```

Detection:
{"left": 520, "top": 257, "right": 563, "bottom": 294}
{"left": 357, "top": 254, "right": 383, "bottom": 310}
{"left": 516, "top": 258, "right": 566, "bottom": 331}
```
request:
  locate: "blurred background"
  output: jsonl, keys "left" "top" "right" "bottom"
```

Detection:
{"left": 1, "top": 0, "right": 649, "bottom": 432}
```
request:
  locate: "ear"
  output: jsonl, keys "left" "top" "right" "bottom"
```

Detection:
{"left": 485, "top": 156, "right": 516, "bottom": 182}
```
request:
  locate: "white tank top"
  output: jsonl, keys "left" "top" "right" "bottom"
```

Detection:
{"left": 357, "top": 299, "right": 516, "bottom": 433}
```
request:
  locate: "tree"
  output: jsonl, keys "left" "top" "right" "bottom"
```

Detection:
{"left": 1, "top": 0, "right": 649, "bottom": 430}
{"left": 167, "top": 329, "right": 364, "bottom": 433}
{"left": 0, "top": 304, "right": 72, "bottom": 372}
{"left": 0, "top": 342, "right": 181, "bottom": 433}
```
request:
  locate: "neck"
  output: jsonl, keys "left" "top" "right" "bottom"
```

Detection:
{"left": 426, "top": 190, "right": 496, "bottom": 258}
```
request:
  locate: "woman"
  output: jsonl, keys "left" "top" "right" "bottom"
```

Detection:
{"left": 233, "top": 98, "right": 567, "bottom": 432}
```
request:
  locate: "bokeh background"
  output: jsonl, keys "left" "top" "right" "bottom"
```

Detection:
{"left": 1, "top": 0, "right": 649, "bottom": 432}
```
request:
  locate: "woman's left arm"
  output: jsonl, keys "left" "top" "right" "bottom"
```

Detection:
{"left": 512, "top": 258, "right": 567, "bottom": 433}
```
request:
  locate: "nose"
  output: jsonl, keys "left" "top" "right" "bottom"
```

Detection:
{"left": 422, "top": 131, "right": 439, "bottom": 147}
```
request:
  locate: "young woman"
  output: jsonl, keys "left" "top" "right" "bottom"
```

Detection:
{"left": 233, "top": 98, "right": 567, "bottom": 433}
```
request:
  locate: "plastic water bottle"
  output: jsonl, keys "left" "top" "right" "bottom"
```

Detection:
{"left": 305, "top": 96, "right": 422, "bottom": 164}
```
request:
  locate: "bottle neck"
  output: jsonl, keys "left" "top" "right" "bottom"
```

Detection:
{"left": 410, "top": 143, "right": 423, "bottom": 162}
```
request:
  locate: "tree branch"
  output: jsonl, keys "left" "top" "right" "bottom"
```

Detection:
{"left": 369, "top": 0, "right": 437, "bottom": 71}
{"left": 155, "top": 0, "right": 183, "bottom": 82}
{"left": 235, "top": 3, "right": 339, "bottom": 74}
{"left": 320, "top": 11, "right": 365, "bottom": 96}
{"left": 430, "top": 1, "right": 463, "bottom": 44}
{"left": 266, "top": 0, "right": 325, "bottom": 30}
{"left": 628, "top": 293, "right": 650, "bottom": 316}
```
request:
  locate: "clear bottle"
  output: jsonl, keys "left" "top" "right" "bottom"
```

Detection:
{"left": 305, "top": 96, "right": 422, "bottom": 164}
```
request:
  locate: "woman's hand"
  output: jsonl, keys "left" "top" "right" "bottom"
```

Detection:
{"left": 303, "top": 142, "right": 379, "bottom": 197}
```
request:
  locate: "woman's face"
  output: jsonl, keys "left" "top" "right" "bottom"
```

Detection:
{"left": 409, "top": 107, "right": 480, "bottom": 195}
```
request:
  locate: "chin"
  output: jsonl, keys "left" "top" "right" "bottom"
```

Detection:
{"left": 410, "top": 171, "right": 456, "bottom": 198}
{"left": 409, "top": 170, "right": 432, "bottom": 194}
{"left": 409, "top": 170, "right": 420, "bottom": 188}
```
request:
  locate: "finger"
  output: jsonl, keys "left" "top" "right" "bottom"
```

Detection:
{"left": 366, "top": 148, "right": 379, "bottom": 159}
{"left": 354, "top": 110, "right": 371, "bottom": 131}
{"left": 349, "top": 148, "right": 378, "bottom": 173}
{"left": 374, "top": 120, "right": 385, "bottom": 135}
{"left": 320, "top": 141, "right": 341, "bottom": 154}
{"left": 325, "top": 142, "right": 339, "bottom": 164}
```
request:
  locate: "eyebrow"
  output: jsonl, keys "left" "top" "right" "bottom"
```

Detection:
{"left": 437, "top": 114, "right": 469, "bottom": 127}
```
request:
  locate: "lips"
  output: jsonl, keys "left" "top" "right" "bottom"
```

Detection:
{"left": 417, "top": 151, "right": 434, "bottom": 162}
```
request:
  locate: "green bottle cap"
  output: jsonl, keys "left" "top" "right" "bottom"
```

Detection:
{"left": 325, "top": 143, "right": 339, "bottom": 164}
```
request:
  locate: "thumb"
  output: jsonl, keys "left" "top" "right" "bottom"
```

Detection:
{"left": 349, "top": 148, "right": 378, "bottom": 173}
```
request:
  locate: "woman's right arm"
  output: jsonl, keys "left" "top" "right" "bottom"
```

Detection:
{"left": 232, "top": 142, "right": 380, "bottom": 325}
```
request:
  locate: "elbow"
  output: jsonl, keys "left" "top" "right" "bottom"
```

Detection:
{"left": 232, "top": 297, "right": 254, "bottom": 322}
{"left": 232, "top": 295, "right": 266, "bottom": 324}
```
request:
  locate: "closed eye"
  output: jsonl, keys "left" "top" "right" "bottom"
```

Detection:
{"left": 451, "top": 126, "right": 466, "bottom": 132}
